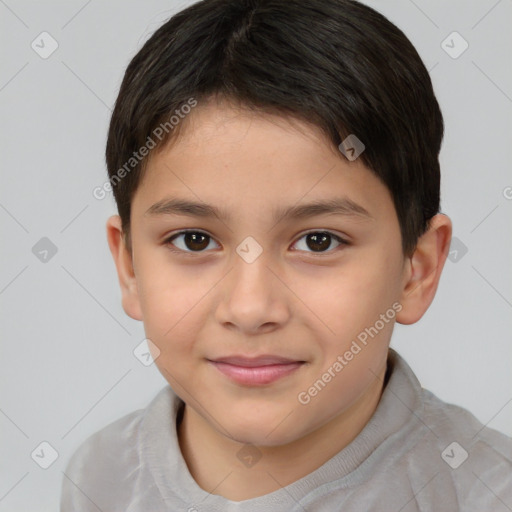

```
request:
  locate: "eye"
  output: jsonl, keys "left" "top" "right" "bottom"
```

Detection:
{"left": 291, "top": 231, "right": 348, "bottom": 254}
{"left": 165, "top": 230, "right": 220, "bottom": 253}
{"left": 164, "top": 230, "right": 348, "bottom": 255}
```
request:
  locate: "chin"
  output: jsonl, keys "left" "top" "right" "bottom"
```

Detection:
{"left": 231, "top": 429, "right": 298, "bottom": 448}
{"left": 221, "top": 410, "right": 305, "bottom": 447}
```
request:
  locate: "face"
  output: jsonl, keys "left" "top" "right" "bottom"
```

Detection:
{"left": 125, "top": 98, "right": 409, "bottom": 446}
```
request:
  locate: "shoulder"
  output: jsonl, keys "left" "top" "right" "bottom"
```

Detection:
{"left": 389, "top": 350, "right": 512, "bottom": 465}
{"left": 60, "top": 408, "right": 145, "bottom": 511}
{"left": 67, "top": 406, "right": 145, "bottom": 469}
{"left": 385, "top": 351, "right": 512, "bottom": 509}
{"left": 421, "top": 387, "right": 512, "bottom": 457}
{"left": 410, "top": 387, "right": 512, "bottom": 509}
{"left": 60, "top": 386, "right": 177, "bottom": 512}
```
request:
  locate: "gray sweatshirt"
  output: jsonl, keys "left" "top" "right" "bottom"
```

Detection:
{"left": 60, "top": 349, "right": 512, "bottom": 511}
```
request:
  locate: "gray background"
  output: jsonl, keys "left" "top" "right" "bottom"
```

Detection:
{"left": 1, "top": 0, "right": 511, "bottom": 510}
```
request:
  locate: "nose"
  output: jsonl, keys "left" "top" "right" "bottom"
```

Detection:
{"left": 214, "top": 247, "right": 291, "bottom": 335}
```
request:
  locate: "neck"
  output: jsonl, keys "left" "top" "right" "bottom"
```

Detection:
{"left": 177, "top": 362, "right": 387, "bottom": 501}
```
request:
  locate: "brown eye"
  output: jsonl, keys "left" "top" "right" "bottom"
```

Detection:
{"left": 293, "top": 231, "right": 347, "bottom": 253}
{"left": 306, "top": 233, "right": 331, "bottom": 252}
{"left": 166, "top": 231, "right": 218, "bottom": 253}
{"left": 183, "top": 232, "right": 209, "bottom": 251}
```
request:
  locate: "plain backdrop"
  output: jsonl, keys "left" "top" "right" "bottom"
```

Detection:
{"left": 1, "top": 0, "right": 511, "bottom": 510}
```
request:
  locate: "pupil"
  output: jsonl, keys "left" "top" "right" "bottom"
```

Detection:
{"left": 307, "top": 233, "right": 330, "bottom": 252}
{"left": 185, "top": 232, "right": 209, "bottom": 251}
{"left": 181, "top": 232, "right": 332, "bottom": 252}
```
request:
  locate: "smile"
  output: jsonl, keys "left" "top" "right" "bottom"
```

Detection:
{"left": 207, "top": 357, "right": 305, "bottom": 386}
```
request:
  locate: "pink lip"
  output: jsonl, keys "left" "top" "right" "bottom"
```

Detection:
{"left": 208, "top": 356, "right": 304, "bottom": 386}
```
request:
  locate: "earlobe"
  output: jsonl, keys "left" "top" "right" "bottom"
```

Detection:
{"left": 106, "top": 215, "right": 143, "bottom": 321}
{"left": 396, "top": 214, "right": 452, "bottom": 325}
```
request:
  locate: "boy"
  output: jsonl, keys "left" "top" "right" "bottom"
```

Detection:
{"left": 60, "top": 0, "right": 512, "bottom": 510}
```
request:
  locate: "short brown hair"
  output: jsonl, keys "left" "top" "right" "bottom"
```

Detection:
{"left": 105, "top": 0, "right": 444, "bottom": 255}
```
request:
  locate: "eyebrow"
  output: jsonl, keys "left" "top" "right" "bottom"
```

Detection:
{"left": 144, "top": 197, "right": 372, "bottom": 223}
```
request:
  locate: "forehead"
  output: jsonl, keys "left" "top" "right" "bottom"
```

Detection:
{"left": 133, "top": 99, "right": 395, "bottom": 223}
{"left": 152, "top": 98, "right": 337, "bottom": 165}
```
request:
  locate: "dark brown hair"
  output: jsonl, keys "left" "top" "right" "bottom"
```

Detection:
{"left": 105, "top": 0, "right": 444, "bottom": 255}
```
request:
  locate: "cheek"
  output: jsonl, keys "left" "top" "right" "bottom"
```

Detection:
{"left": 303, "top": 254, "right": 400, "bottom": 343}
{"left": 134, "top": 252, "right": 211, "bottom": 349}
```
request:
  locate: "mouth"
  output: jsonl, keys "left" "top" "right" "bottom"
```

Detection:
{"left": 207, "top": 355, "right": 306, "bottom": 386}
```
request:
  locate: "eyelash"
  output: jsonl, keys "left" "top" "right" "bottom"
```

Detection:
{"left": 163, "top": 229, "right": 349, "bottom": 256}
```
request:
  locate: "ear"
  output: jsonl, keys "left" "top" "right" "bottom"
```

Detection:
{"left": 396, "top": 213, "right": 452, "bottom": 325}
{"left": 106, "top": 215, "right": 143, "bottom": 321}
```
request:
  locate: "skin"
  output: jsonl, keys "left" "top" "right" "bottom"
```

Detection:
{"left": 107, "top": 96, "right": 452, "bottom": 501}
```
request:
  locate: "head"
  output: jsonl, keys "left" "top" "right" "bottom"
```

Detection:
{"left": 105, "top": 0, "right": 451, "bottom": 446}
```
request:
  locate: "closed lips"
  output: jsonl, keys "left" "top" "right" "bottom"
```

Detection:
{"left": 208, "top": 356, "right": 304, "bottom": 367}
